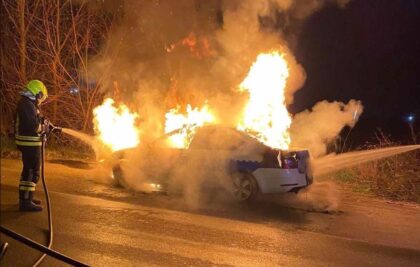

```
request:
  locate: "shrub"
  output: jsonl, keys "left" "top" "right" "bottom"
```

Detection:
{"left": 333, "top": 132, "right": 420, "bottom": 203}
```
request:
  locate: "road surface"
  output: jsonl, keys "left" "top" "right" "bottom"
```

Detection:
{"left": 1, "top": 158, "right": 419, "bottom": 266}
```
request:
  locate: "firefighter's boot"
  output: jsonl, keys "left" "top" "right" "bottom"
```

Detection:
{"left": 32, "top": 198, "right": 42, "bottom": 205}
{"left": 31, "top": 175, "right": 41, "bottom": 205}
{"left": 19, "top": 181, "right": 43, "bottom": 212}
{"left": 19, "top": 191, "right": 43, "bottom": 212}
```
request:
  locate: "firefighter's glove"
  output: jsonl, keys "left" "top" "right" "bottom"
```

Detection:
{"left": 41, "top": 118, "right": 51, "bottom": 135}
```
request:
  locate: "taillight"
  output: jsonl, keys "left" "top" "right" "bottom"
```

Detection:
{"left": 281, "top": 157, "right": 298, "bottom": 169}
{"left": 280, "top": 151, "right": 299, "bottom": 169}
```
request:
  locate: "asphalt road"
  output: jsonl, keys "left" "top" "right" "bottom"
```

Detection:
{"left": 1, "top": 158, "right": 420, "bottom": 266}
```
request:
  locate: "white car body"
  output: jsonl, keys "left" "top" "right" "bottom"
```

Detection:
{"left": 111, "top": 126, "right": 313, "bottom": 201}
{"left": 253, "top": 168, "right": 308, "bottom": 194}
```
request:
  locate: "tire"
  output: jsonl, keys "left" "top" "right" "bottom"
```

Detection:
{"left": 231, "top": 172, "right": 258, "bottom": 202}
{"left": 112, "top": 164, "right": 125, "bottom": 187}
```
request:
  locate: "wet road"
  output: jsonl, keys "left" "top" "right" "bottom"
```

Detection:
{"left": 1, "top": 159, "right": 420, "bottom": 266}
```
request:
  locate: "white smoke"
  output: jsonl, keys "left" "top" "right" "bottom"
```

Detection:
{"left": 290, "top": 100, "right": 363, "bottom": 157}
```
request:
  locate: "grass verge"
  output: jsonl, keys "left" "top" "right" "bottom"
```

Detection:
{"left": 332, "top": 143, "right": 420, "bottom": 203}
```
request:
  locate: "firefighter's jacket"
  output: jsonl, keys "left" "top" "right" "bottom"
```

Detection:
{"left": 14, "top": 96, "right": 42, "bottom": 146}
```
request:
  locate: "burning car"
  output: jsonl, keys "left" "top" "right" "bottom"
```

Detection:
{"left": 110, "top": 126, "right": 313, "bottom": 201}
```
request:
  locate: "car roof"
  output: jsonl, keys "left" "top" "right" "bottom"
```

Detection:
{"left": 190, "top": 125, "right": 270, "bottom": 150}
{"left": 112, "top": 125, "right": 308, "bottom": 163}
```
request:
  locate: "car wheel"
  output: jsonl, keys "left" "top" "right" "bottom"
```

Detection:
{"left": 112, "top": 164, "right": 125, "bottom": 187}
{"left": 232, "top": 172, "right": 258, "bottom": 201}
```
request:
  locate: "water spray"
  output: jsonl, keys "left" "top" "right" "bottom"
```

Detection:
{"left": 312, "top": 145, "right": 420, "bottom": 177}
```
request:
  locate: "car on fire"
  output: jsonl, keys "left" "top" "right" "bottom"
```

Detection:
{"left": 110, "top": 126, "right": 313, "bottom": 201}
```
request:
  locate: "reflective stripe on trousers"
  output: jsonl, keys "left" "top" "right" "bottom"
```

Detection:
{"left": 19, "top": 181, "right": 36, "bottom": 191}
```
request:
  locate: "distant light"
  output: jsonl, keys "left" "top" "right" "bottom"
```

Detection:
{"left": 69, "top": 87, "right": 79, "bottom": 95}
{"left": 149, "top": 183, "right": 162, "bottom": 189}
{"left": 405, "top": 114, "right": 415, "bottom": 123}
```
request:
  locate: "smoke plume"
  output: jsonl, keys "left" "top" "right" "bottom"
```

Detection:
{"left": 90, "top": 0, "right": 351, "bottom": 134}
{"left": 290, "top": 100, "right": 363, "bottom": 157}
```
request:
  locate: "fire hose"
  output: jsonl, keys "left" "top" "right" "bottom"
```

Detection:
{"left": 0, "top": 123, "right": 89, "bottom": 266}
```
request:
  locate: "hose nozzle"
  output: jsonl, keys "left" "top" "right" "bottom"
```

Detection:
{"left": 49, "top": 123, "right": 62, "bottom": 133}
{"left": 53, "top": 126, "right": 62, "bottom": 133}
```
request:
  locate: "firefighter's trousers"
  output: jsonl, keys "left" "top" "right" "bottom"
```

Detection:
{"left": 17, "top": 146, "right": 41, "bottom": 197}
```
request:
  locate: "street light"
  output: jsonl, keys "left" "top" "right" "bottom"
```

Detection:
{"left": 407, "top": 115, "right": 414, "bottom": 122}
{"left": 404, "top": 114, "right": 417, "bottom": 144}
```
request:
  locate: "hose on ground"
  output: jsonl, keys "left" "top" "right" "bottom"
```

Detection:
{"left": 32, "top": 136, "right": 53, "bottom": 267}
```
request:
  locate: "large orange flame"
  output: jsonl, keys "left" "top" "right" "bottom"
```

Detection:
{"left": 238, "top": 51, "right": 292, "bottom": 150}
{"left": 93, "top": 98, "right": 140, "bottom": 152}
{"left": 165, "top": 104, "right": 215, "bottom": 149}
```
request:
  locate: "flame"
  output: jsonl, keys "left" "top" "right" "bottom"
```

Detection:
{"left": 165, "top": 104, "right": 215, "bottom": 148}
{"left": 166, "top": 32, "right": 216, "bottom": 59}
{"left": 238, "top": 51, "right": 292, "bottom": 150}
{"left": 93, "top": 98, "right": 140, "bottom": 151}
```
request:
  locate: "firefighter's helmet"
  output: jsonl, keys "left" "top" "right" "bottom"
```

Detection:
{"left": 26, "top": 80, "right": 48, "bottom": 103}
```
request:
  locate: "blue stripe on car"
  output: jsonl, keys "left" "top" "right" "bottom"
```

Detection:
{"left": 229, "top": 160, "right": 262, "bottom": 173}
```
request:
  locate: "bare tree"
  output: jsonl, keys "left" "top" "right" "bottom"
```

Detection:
{"left": 1, "top": 0, "right": 117, "bottom": 136}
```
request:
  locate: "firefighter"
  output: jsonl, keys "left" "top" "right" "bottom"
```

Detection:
{"left": 15, "top": 80, "right": 49, "bottom": 212}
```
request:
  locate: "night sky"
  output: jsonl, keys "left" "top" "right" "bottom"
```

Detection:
{"left": 291, "top": 0, "right": 420, "bottom": 144}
